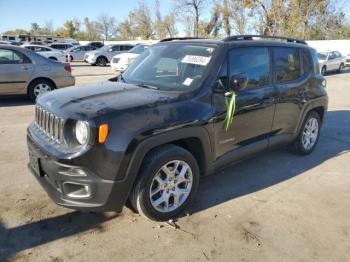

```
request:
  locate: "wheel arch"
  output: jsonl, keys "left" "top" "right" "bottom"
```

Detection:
{"left": 27, "top": 77, "right": 57, "bottom": 95}
{"left": 116, "top": 127, "right": 214, "bottom": 208}
{"left": 96, "top": 55, "right": 108, "bottom": 63}
{"left": 296, "top": 101, "right": 327, "bottom": 135}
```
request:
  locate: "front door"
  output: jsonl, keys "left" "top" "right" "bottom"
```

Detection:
{"left": 213, "top": 47, "right": 276, "bottom": 159}
{"left": 0, "top": 48, "right": 33, "bottom": 95}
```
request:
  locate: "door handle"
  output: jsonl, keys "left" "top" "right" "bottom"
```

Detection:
{"left": 22, "top": 65, "right": 29, "bottom": 70}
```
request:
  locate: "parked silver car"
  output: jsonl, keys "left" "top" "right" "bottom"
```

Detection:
{"left": 84, "top": 44, "right": 134, "bottom": 66}
{"left": 66, "top": 45, "right": 97, "bottom": 61}
{"left": 0, "top": 45, "right": 75, "bottom": 101}
{"left": 318, "top": 51, "right": 346, "bottom": 75}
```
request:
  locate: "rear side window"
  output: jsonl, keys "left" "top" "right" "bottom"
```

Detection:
{"left": 229, "top": 47, "right": 270, "bottom": 89}
{"left": 302, "top": 49, "right": 312, "bottom": 75}
{"left": 0, "top": 49, "right": 31, "bottom": 64}
{"left": 274, "top": 47, "right": 300, "bottom": 83}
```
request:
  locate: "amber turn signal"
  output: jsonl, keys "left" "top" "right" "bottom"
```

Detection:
{"left": 98, "top": 124, "right": 109, "bottom": 144}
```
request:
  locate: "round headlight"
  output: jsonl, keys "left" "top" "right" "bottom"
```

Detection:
{"left": 75, "top": 121, "right": 90, "bottom": 145}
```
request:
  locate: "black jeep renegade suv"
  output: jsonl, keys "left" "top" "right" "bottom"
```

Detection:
{"left": 27, "top": 35, "right": 328, "bottom": 221}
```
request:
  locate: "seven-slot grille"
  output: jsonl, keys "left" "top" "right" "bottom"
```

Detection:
{"left": 35, "top": 105, "right": 64, "bottom": 143}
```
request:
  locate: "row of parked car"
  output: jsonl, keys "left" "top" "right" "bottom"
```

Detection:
{"left": 0, "top": 39, "right": 151, "bottom": 72}
{"left": 1, "top": 38, "right": 349, "bottom": 103}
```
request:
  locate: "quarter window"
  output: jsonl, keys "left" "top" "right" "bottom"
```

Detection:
{"left": 274, "top": 47, "right": 301, "bottom": 83}
{"left": 302, "top": 49, "right": 312, "bottom": 74}
{"left": 229, "top": 47, "right": 270, "bottom": 89}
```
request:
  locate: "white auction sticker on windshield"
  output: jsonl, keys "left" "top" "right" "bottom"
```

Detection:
{"left": 182, "top": 55, "right": 211, "bottom": 66}
{"left": 183, "top": 78, "right": 193, "bottom": 86}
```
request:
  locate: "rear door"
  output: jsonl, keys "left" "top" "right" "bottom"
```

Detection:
{"left": 213, "top": 46, "right": 275, "bottom": 158}
{"left": 0, "top": 48, "right": 34, "bottom": 95}
{"left": 327, "top": 52, "right": 337, "bottom": 70}
{"left": 270, "top": 47, "right": 305, "bottom": 137}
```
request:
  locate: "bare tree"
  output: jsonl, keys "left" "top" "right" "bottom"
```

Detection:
{"left": 84, "top": 17, "right": 101, "bottom": 40}
{"left": 43, "top": 20, "right": 54, "bottom": 35}
{"left": 97, "top": 13, "right": 117, "bottom": 40}
{"left": 154, "top": 0, "right": 177, "bottom": 39}
{"left": 129, "top": 2, "right": 153, "bottom": 39}
{"left": 175, "top": 0, "right": 207, "bottom": 37}
{"left": 117, "top": 17, "right": 136, "bottom": 40}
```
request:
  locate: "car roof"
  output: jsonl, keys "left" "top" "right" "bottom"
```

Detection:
{"left": 22, "top": 44, "right": 52, "bottom": 48}
{"left": 156, "top": 36, "right": 310, "bottom": 49}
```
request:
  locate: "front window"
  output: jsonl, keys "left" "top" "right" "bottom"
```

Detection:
{"left": 122, "top": 43, "right": 216, "bottom": 91}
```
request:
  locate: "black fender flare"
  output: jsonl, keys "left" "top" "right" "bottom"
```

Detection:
{"left": 115, "top": 126, "right": 213, "bottom": 207}
{"left": 295, "top": 97, "right": 328, "bottom": 135}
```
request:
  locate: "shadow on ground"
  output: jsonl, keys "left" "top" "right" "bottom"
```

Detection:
{"left": 0, "top": 111, "right": 349, "bottom": 261}
{"left": 0, "top": 212, "right": 118, "bottom": 261}
{"left": 189, "top": 110, "right": 350, "bottom": 215}
{"left": 0, "top": 96, "right": 33, "bottom": 107}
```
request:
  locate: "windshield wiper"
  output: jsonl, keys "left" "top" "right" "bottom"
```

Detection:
{"left": 136, "top": 83, "right": 159, "bottom": 90}
{"left": 119, "top": 73, "right": 126, "bottom": 83}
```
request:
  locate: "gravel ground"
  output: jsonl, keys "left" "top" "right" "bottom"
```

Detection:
{"left": 0, "top": 63, "right": 349, "bottom": 262}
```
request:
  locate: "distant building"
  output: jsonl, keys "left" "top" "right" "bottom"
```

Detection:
{"left": 0, "top": 34, "right": 65, "bottom": 44}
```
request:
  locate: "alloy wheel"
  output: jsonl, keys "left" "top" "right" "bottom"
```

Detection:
{"left": 302, "top": 117, "right": 319, "bottom": 150}
{"left": 149, "top": 160, "right": 193, "bottom": 213}
{"left": 33, "top": 83, "right": 52, "bottom": 98}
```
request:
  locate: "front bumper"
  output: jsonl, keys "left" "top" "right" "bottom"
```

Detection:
{"left": 111, "top": 62, "right": 128, "bottom": 72}
{"left": 27, "top": 133, "right": 129, "bottom": 213}
{"left": 86, "top": 56, "right": 97, "bottom": 64}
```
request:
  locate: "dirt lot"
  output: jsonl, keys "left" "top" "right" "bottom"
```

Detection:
{"left": 0, "top": 63, "right": 349, "bottom": 262}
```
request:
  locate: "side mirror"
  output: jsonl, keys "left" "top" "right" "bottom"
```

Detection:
{"left": 229, "top": 73, "right": 248, "bottom": 92}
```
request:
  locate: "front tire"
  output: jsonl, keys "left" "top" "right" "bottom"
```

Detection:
{"left": 96, "top": 56, "right": 107, "bottom": 66}
{"left": 28, "top": 79, "right": 54, "bottom": 101}
{"left": 129, "top": 145, "right": 199, "bottom": 221}
{"left": 321, "top": 66, "right": 327, "bottom": 75}
{"left": 292, "top": 111, "right": 321, "bottom": 155}
{"left": 338, "top": 63, "right": 344, "bottom": 73}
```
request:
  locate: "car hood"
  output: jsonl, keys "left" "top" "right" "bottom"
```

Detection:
{"left": 37, "top": 81, "right": 179, "bottom": 120}
{"left": 113, "top": 52, "right": 139, "bottom": 59}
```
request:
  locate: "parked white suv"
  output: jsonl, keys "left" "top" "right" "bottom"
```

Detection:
{"left": 22, "top": 45, "right": 66, "bottom": 62}
{"left": 110, "top": 44, "right": 150, "bottom": 72}
{"left": 84, "top": 44, "right": 134, "bottom": 66}
{"left": 318, "top": 51, "right": 346, "bottom": 75}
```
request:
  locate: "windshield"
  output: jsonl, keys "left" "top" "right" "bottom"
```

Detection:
{"left": 130, "top": 45, "right": 148, "bottom": 54}
{"left": 318, "top": 52, "right": 328, "bottom": 60}
{"left": 122, "top": 43, "right": 216, "bottom": 91}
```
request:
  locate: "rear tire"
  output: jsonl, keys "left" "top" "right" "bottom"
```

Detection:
{"left": 28, "top": 79, "right": 54, "bottom": 101}
{"left": 129, "top": 145, "right": 199, "bottom": 221}
{"left": 321, "top": 66, "right": 327, "bottom": 75}
{"left": 292, "top": 111, "right": 321, "bottom": 155}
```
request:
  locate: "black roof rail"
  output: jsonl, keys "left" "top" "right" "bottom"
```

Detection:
{"left": 223, "top": 35, "right": 307, "bottom": 45}
{"left": 160, "top": 37, "right": 204, "bottom": 42}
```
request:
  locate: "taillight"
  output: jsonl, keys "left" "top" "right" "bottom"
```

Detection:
{"left": 64, "top": 64, "right": 72, "bottom": 73}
